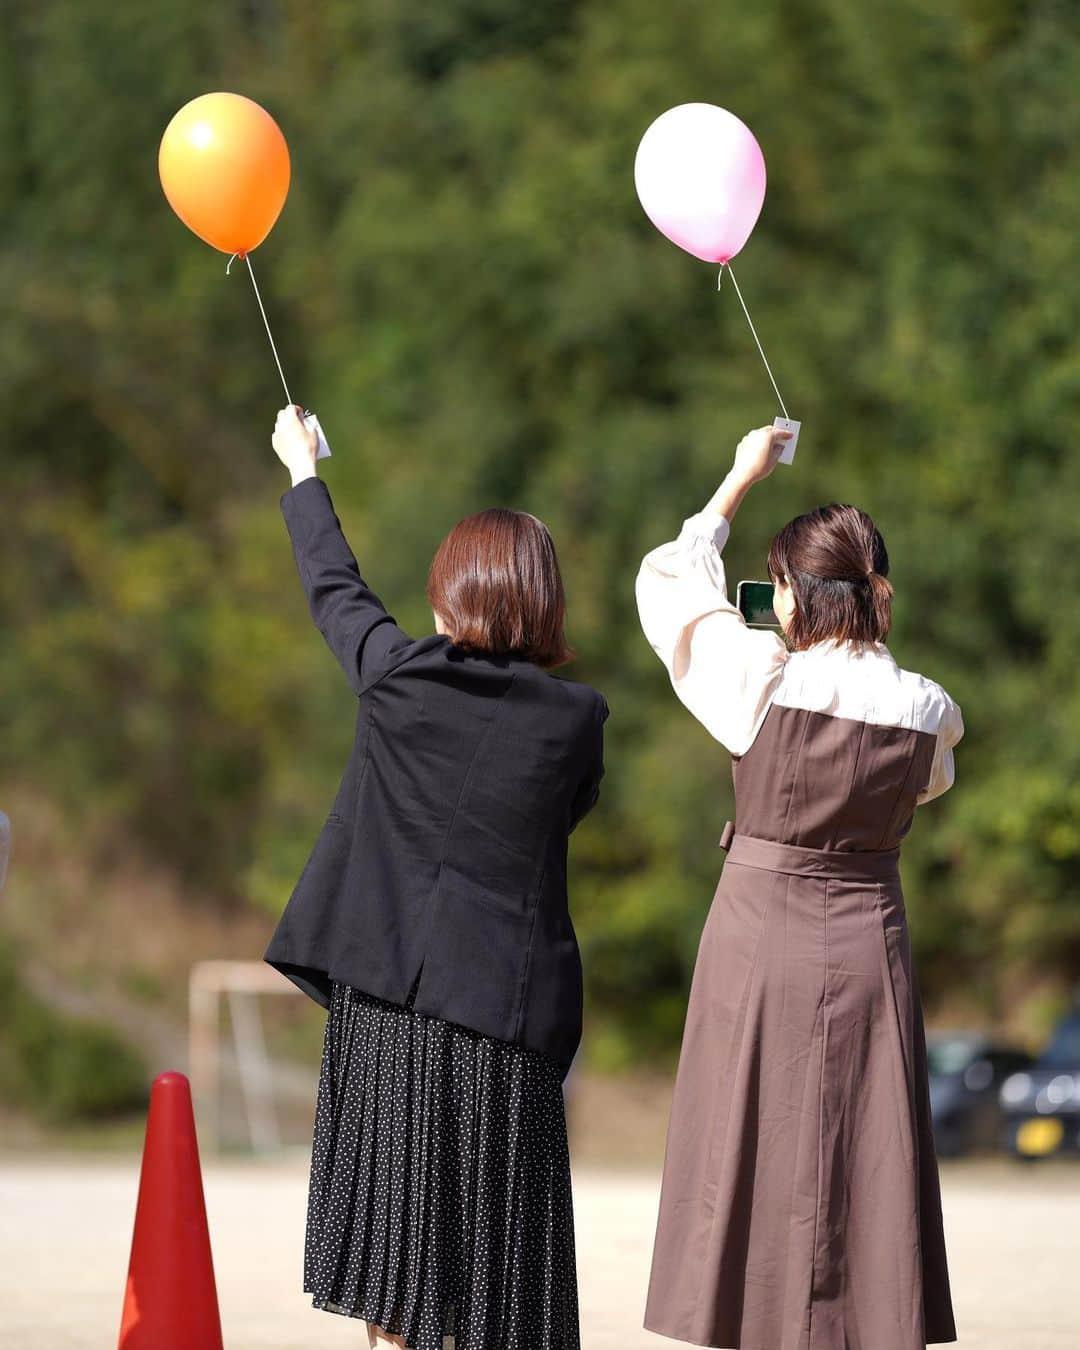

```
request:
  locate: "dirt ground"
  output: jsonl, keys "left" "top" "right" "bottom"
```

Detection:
{"left": 1, "top": 1152, "right": 1078, "bottom": 1349}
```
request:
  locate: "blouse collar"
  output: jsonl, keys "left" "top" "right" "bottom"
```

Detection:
{"left": 798, "top": 638, "right": 895, "bottom": 663}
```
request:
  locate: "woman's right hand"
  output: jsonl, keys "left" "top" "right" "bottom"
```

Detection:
{"left": 731, "top": 425, "right": 793, "bottom": 486}
{"left": 272, "top": 404, "right": 320, "bottom": 486}
{"left": 701, "top": 423, "right": 794, "bottom": 525}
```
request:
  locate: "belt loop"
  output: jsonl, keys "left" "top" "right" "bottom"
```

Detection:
{"left": 718, "top": 819, "right": 735, "bottom": 851}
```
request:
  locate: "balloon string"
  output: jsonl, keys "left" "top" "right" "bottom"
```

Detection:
{"left": 719, "top": 263, "right": 789, "bottom": 420}
{"left": 226, "top": 252, "right": 293, "bottom": 406}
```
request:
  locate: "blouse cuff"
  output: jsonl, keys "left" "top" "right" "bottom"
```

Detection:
{"left": 679, "top": 509, "right": 730, "bottom": 554}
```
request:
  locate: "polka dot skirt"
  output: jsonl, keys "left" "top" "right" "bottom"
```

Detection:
{"left": 303, "top": 980, "right": 581, "bottom": 1350}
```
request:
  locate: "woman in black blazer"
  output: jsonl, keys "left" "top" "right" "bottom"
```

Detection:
{"left": 265, "top": 406, "right": 607, "bottom": 1350}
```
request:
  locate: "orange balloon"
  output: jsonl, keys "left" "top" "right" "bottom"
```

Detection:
{"left": 159, "top": 92, "right": 290, "bottom": 256}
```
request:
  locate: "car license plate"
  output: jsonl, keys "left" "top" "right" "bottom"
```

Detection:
{"left": 1016, "top": 1117, "right": 1064, "bottom": 1156}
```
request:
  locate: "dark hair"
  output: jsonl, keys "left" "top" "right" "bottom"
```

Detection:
{"left": 426, "top": 508, "right": 573, "bottom": 668}
{"left": 766, "top": 503, "right": 893, "bottom": 649}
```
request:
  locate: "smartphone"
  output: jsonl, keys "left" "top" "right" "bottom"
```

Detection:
{"left": 737, "top": 580, "right": 779, "bottom": 628}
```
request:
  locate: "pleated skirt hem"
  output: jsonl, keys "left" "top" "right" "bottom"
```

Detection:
{"left": 306, "top": 1293, "right": 456, "bottom": 1350}
{"left": 304, "top": 980, "right": 580, "bottom": 1350}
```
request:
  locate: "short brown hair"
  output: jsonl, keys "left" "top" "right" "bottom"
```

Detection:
{"left": 426, "top": 508, "right": 573, "bottom": 668}
{"left": 767, "top": 503, "right": 893, "bottom": 650}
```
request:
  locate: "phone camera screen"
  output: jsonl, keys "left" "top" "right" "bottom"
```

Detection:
{"left": 738, "top": 581, "right": 779, "bottom": 628}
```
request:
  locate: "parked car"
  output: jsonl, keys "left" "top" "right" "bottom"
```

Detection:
{"left": 1000, "top": 1010, "right": 1080, "bottom": 1160}
{"left": 926, "top": 1031, "right": 1033, "bottom": 1157}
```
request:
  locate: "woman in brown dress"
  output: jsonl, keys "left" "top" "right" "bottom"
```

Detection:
{"left": 635, "top": 425, "right": 963, "bottom": 1350}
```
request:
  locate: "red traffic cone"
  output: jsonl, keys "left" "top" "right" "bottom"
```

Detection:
{"left": 118, "top": 1070, "right": 224, "bottom": 1349}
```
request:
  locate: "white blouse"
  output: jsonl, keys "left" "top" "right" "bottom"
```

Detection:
{"left": 635, "top": 508, "right": 964, "bottom": 805}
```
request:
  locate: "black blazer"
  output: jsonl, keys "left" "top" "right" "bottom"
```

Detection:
{"left": 263, "top": 477, "right": 608, "bottom": 1076}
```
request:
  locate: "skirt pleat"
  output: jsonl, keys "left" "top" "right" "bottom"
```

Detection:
{"left": 304, "top": 980, "right": 580, "bottom": 1350}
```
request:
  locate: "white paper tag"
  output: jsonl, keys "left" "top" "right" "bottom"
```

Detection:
{"left": 774, "top": 416, "right": 800, "bottom": 465}
{"left": 304, "top": 411, "right": 332, "bottom": 460}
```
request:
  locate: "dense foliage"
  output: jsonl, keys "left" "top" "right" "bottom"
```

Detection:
{"left": 3, "top": 0, "right": 1079, "bottom": 1069}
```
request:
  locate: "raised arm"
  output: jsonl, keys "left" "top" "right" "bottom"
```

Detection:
{"left": 272, "top": 406, "right": 413, "bottom": 694}
{"left": 635, "top": 426, "right": 792, "bottom": 756}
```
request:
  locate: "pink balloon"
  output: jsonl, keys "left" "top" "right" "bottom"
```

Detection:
{"left": 634, "top": 103, "right": 767, "bottom": 264}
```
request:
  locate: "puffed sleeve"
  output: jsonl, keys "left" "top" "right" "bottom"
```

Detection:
{"left": 916, "top": 690, "right": 964, "bottom": 805}
{"left": 635, "top": 510, "right": 789, "bottom": 756}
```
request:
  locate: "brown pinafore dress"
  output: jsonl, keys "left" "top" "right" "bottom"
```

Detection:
{"left": 644, "top": 704, "right": 958, "bottom": 1350}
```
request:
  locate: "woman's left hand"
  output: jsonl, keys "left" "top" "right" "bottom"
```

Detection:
{"left": 272, "top": 405, "right": 319, "bottom": 485}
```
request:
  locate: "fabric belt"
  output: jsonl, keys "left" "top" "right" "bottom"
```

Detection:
{"left": 718, "top": 821, "right": 900, "bottom": 883}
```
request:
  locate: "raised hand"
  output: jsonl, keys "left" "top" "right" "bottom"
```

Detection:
{"left": 732, "top": 424, "right": 793, "bottom": 486}
{"left": 272, "top": 404, "right": 319, "bottom": 485}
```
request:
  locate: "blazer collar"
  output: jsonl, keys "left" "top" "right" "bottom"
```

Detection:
{"left": 440, "top": 638, "right": 535, "bottom": 671}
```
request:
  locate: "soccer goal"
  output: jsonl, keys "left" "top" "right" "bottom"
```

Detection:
{"left": 188, "top": 960, "right": 315, "bottom": 1155}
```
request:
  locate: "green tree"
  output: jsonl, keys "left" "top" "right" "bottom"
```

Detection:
{"left": 2, "top": 0, "right": 1079, "bottom": 1067}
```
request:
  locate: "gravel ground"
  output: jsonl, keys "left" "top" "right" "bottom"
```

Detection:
{"left": 0, "top": 1153, "right": 1077, "bottom": 1349}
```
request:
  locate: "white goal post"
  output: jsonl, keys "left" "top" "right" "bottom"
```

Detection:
{"left": 188, "top": 959, "right": 308, "bottom": 1155}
